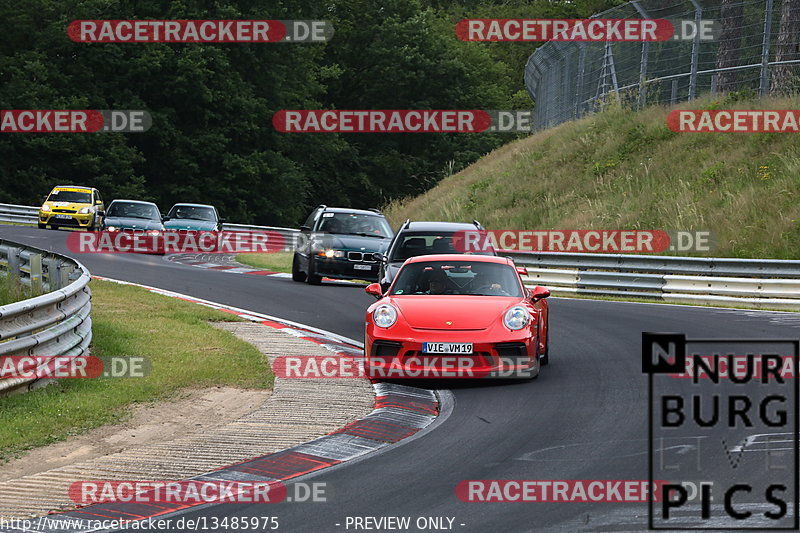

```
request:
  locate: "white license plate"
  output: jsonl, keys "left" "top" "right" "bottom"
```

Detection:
{"left": 422, "top": 342, "right": 473, "bottom": 354}
{"left": 54, "top": 214, "right": 72, "bottom": 219}
{"left": 353, "top": 264, "right": 372, "bottom": 271}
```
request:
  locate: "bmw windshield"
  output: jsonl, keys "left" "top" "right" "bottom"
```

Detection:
{"left": 317, "top": 213, "right": 392, "bottom": 238}
{"left": 107, "top": 202, "right": 160, "bottom": 220}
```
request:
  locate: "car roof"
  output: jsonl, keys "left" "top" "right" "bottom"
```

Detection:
{"left": 321, "top": 207, "right": 385, "bottom": 216}
{"left": 406, "top": 254, "right": 512, "bottom": 265}
{"left": 170, "top": 203, "right": 215, "bottom": 208}
{"left": 398, "top": 221, "right": 480, "bottom": 232}
{"left": 109, "top": 199, "right": 158, "bottom": 206}
{"left": 53, "top": 185, "right": 93, "bottom": 191}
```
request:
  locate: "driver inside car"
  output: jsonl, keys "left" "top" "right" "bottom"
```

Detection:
{"left": 472, "top": 270, "right": 506, "bottom": 295}
{"left": 425, "top": 269, "right": 453, "bottom": 295}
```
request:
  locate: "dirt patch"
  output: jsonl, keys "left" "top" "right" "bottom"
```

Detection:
{"left": 0, "top": 387, "right": 270, "bottom": 482}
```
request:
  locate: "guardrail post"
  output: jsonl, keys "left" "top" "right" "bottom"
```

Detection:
{"left": 60, "top": 263, "right": 73, "bottom": 288}
{"left": 29, "top": 253, "right": 42, "bottom": 294}
{"left": 44, "top": 257, "right": 60, "bottom": 290}
{"left": 7, "top": 246, "right": 20, "bottom": 278}
{"left": 671, "top": 79, "right": 679, "bottom": 104}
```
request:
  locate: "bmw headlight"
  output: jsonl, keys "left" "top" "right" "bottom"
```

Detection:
{"left": 106, "top": 226, "right": 118, "bottom": 232}
{"left": 503, "top": 306, "right": 530, "bottom": 330}
{"left": 78, "top": 207, "right": 93, "bottom": 214}
{"left": 373, "top": 304, "right": 398, "bottom": 328}
{"left": 40, "top": 205, "right": 51, "bottom": 212}
{"left": 318, "top": 249, "right": 344, "bottom": 258}
{"left": 146, "top": 230, "right": 161, "bottom": 236}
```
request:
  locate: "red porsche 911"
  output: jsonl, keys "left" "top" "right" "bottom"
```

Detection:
{"left": 364, "top": 254, "right": 550, "bottom": 380}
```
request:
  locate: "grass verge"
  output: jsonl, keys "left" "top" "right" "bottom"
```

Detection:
{"left": 383, "top": 93, "right": 800, "bottom": 259}
{"left": 0, "top": 274, "right": 42, "bottom": 306}
{"left": 0, "top": 279, "right": 272, "bottom": 463}
{"left": 235, "top": 252, "right": 293, "bottom": 273}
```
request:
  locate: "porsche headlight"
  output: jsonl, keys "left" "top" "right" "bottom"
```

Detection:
{"left": 503, "top": 306, "right": 530, "bottom": 330}
{"left": 373, "top": 304, "right": 398, "bottom": 328}
{"left": 146, "top": 230, "right": 161, "bottom": 236}
{"left": 78, "top": 207, "right": 93, "bottom": 214}
{"left": 40, "top": 205, "right": 51, "bottom": 212}
{"left": 106, "top": 226, "right": 118, "bottom": 232}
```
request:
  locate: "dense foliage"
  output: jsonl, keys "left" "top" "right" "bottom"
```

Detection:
{"left": 1, "top": 0, "right": 621, "bottom": 225}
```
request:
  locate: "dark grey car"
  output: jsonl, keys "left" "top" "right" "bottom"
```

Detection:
{"left": 292, "top": 206, "right": 394, "bottom": 284}
{"left": 102, "top": 199, "right": 165, "bottom": 232}
{"left": 376, "top": 220, "right": 496, "bottom": 292}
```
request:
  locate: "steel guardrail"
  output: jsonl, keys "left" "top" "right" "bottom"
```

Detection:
{"left": 0, "top": 239, "right": 92, "bottom": 395}
{"left": 0, "top": 203, "right": 38, "bottom": 225}
{"left": 220, "top": 222, "right": 299, "bottom": 252}
{"left": 508, "top": 251, "right": 800, "bottom": 310}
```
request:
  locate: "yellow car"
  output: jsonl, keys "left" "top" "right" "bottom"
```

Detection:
{"left": 38, "top": 185, "right": 105, "bottom": 230}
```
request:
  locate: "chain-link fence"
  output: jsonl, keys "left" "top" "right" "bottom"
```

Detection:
{"left": 524, "top": 0, "right": 800, "bottom": 130}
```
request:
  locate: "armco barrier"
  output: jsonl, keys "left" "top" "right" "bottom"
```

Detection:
{"left": 507, "top": 251, "right": 800, "bottom": 310}
{"left": 0, "top": 203, "right": 38, "bottom": 225}
{"left": 0, "top": 240, "right": 92, "bottom": 395}
{"left": 220, "top": 222, "right": 299, "bottom": 251}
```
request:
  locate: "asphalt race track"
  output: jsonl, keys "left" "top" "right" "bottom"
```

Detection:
{"left": 4, "top": 225, "right": 800, "bottom": 532}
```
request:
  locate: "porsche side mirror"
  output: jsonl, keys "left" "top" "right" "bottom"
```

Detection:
{"left": 530, "top": 286, "right": 550, "bottom": 300}
{"left": 96, "top": 210, "right": 105, "bottom": 218}
{"left": 365, "top": 283, "right": 383, "bottom": 299}
{"left": 162, "top": 216, "right": 170, "bottom": 222}
{"left": 516, "top": 266, "right": 528, "bottom": 276}
{"left": 374, "top": 252, "right": 386, "bottom": 262}
{"left": 300, "top": 225, "right": 311, "bottom": 232}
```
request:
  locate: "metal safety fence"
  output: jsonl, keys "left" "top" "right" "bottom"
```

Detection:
{"left": 0, "top": 240, "right": 92, "bottom": 395}
{"left": 524, "top": 0, "right": 800, "bottom": 130}
{"left": 509, "top": 251, "right": 800, "bottom": 310}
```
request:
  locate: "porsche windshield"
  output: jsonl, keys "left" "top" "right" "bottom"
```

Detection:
{"left": 390, "top": 261, "right": 523, "bottom": 297}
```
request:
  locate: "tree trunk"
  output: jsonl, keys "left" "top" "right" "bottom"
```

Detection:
{"left": 716, "top": 0, "right": 744, "bottom": 92}
{"left": 771, "top": 0, "right": 800, "bottom": 95}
